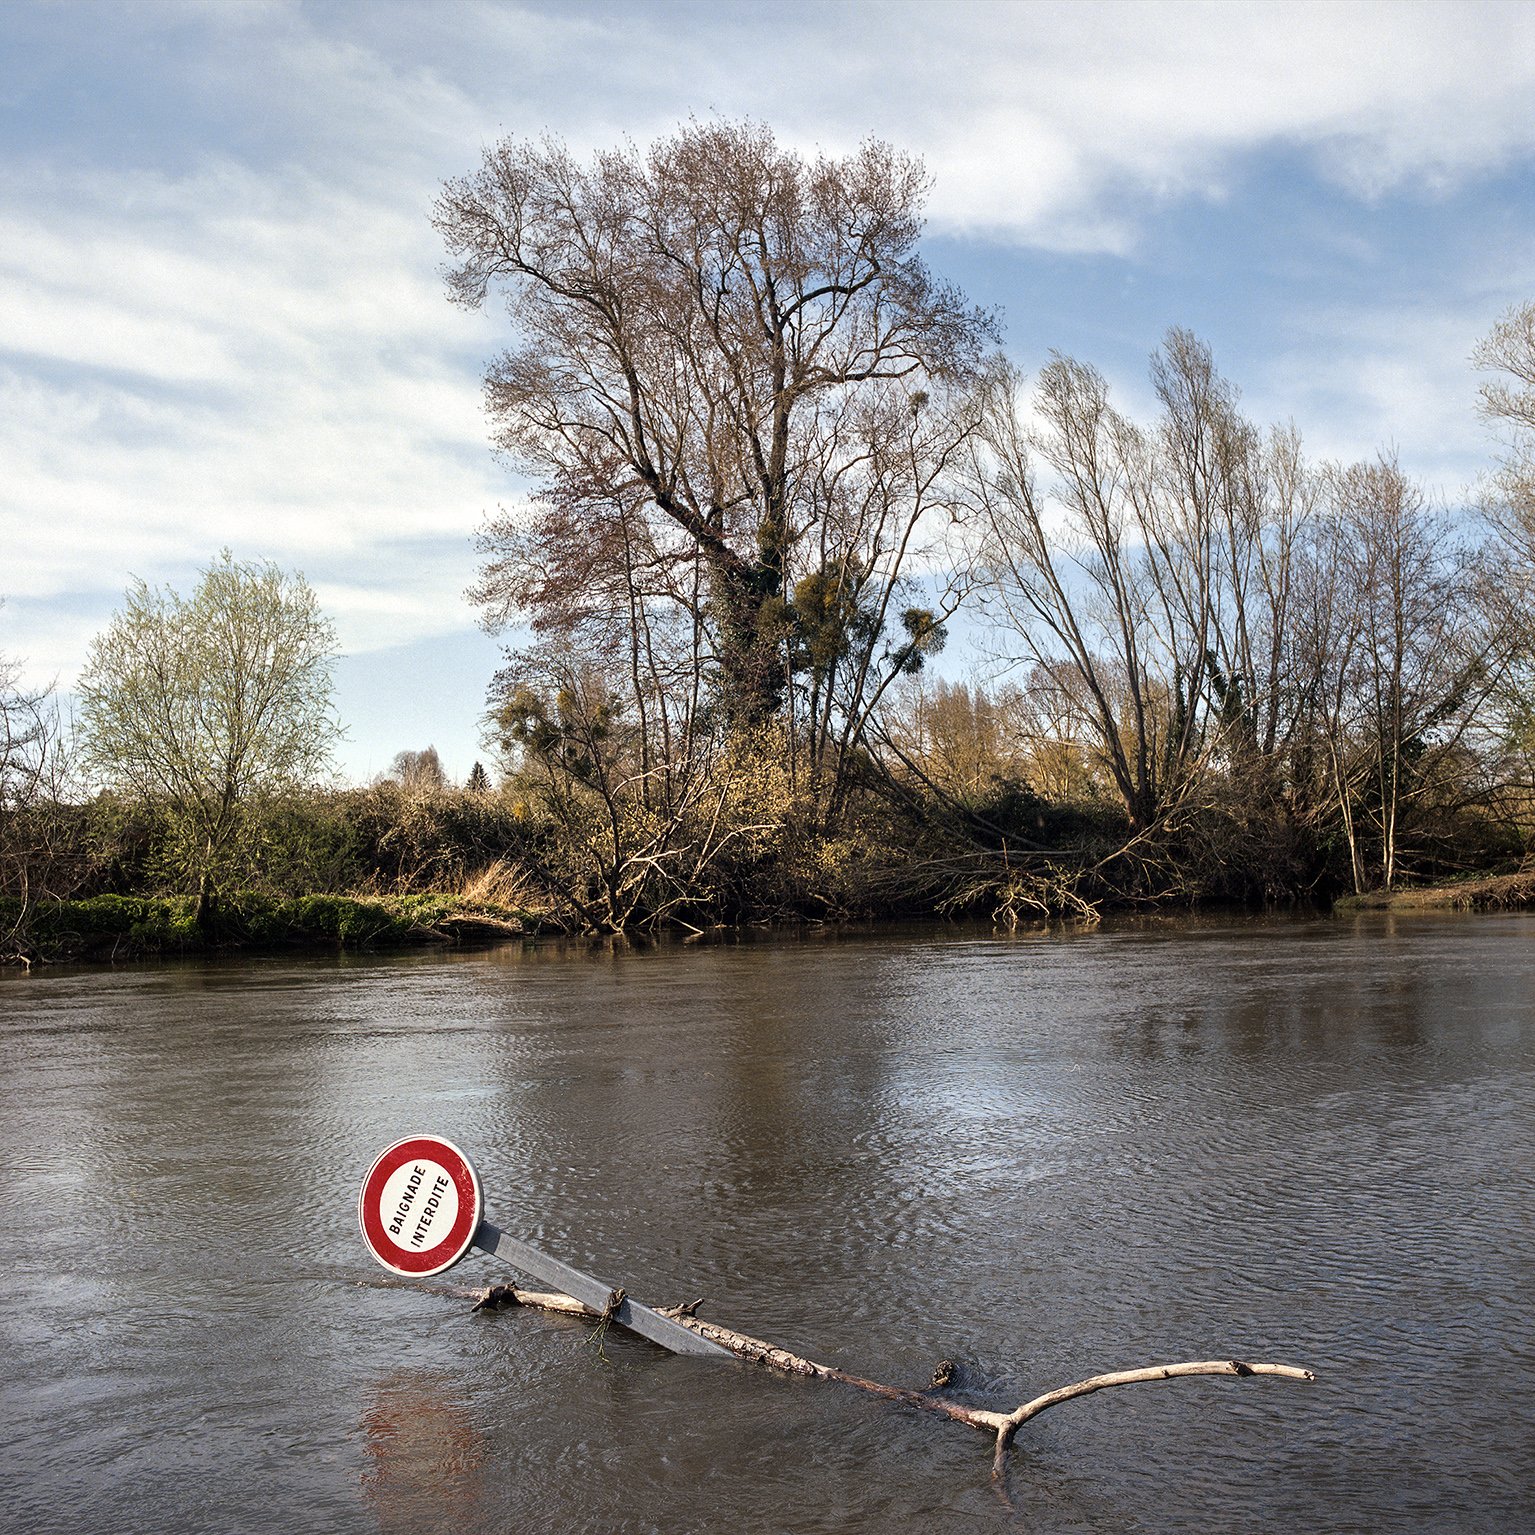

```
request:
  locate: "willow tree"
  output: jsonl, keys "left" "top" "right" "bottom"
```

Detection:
{"left": 437, "top": 121, "right": 994, "bottom": 752}
{"left": 79, "top": 552, "right": 340, "bottom": 923}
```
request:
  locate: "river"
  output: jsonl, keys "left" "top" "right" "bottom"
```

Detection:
{"left": 3, "top": 913, "right": 1533, "bottom": 1532}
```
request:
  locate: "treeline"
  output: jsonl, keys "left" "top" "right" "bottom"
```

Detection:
{"left": 5, "top": 121, "right": 1535, "bottom": 956}
{"left": 434, "top": 123, "right": 1535, "bottom": 929}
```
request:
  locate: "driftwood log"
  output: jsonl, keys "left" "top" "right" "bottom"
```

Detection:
{"left": 359, "top": 1275, "right": 1314, "bottom": 1478}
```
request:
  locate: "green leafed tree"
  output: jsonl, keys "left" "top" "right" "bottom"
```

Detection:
{"left": 78, "top": 551, "right": 341, "bottom": 924}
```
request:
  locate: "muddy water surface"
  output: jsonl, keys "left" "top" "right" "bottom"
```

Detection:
{"left": 3, "top": 913, "right": 1533, "bottom": 1532}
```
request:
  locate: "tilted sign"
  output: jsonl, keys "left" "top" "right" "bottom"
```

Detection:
{"left": 357, "top": 1135, "right": 483, "bottom": 1277}
{"left": 356, "top": 1135, "right": 731, "bottom": 1357}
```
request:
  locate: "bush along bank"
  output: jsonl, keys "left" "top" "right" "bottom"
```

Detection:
{"left": 1, "top": 891, "right": 540, "bottom": 965}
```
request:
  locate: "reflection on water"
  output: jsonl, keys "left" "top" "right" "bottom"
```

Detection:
{"left": 2, "top": 913, "right": 1533, "bottom": 1533}
{"left": 361, "top": 1373, "right": 484, "bottom": 1535}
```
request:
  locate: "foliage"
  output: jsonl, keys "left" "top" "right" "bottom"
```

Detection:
{"left": 2, "top": 888, "right": 535, "bottom": 963}
{"left": 77, "top": 551, "right": 340, "bottom": 921}
{"left": 3, "top": 893, "right": 203, "bottom": 957}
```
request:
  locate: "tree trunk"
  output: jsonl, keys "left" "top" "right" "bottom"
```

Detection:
{"left": 195, "top": 868, "right": 214, "bottom": 931}
{"left": 356, "top": 1275, "right": 1315, "bottom": 1480}
{"left": 710, "top": 552, "right": 784, "bottom": 726}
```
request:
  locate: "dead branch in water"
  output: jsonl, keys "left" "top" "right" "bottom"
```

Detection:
{"left": 984, "top": 1359, "right": 1316, "bottom": 1479}
{"left": 358, "top": 1275, "right": 1315, "bottom": 1476}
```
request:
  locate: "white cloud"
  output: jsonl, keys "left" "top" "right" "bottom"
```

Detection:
{"left": 1251, "top": 299, "right": 1515, "bottom": 494}
{"left": 825, "top": 1, "right": 1535, "bottom": 247}
{"left": 401, "top": 1, "right": 1535, "bottom": 251}
{"left": 0, "top": 152, "right": 509, "bottom": 676}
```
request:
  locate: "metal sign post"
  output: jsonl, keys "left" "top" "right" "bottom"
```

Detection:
{"left": 468, "top": 1219, "right": 730, "bottom": 1357}
{"left": 358, "top": 1137, "right": 731, "bottom": 1360}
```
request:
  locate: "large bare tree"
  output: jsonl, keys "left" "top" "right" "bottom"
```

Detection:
{"left": 437, "top": 120, "right": 995, "bottom": 730}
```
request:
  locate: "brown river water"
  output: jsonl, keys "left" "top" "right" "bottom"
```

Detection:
{"left": 3, "top": 913, "right": 1533, "bottom": 1533}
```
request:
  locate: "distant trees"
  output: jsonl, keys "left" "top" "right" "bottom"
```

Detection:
{"left": 1475, "top": 302, "right": 1535, "bottom": 793}
{"left": 78, "top": 552, "right": 340, "bottom": 923}
{"left": 1475, "top": 299, "right": 1535, "bottom": 562}
{"left": 387, "top": 746, "right": 447, "bottom": 794}
{"left": 1314, "top": 458, "right": 1501, "bottom": 890}
{"left": 973, "top": 333, "right": 1516, "bottom": 899}
{"left": 1, "top": 651, "right": 55, "bottom": 829}
{"left": 1, "top": 645, "right": 69, "bottom": 951}
{"left": 23, "top": 142, "right": 1527, "bottom": 941}
{"left": 975, "top": 335, "right": 1318, "bottom": 843}
{"left": 433, "top": 116, "right": 1535, "bottom": 920}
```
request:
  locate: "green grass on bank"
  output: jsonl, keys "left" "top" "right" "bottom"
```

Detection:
{"left": 1, "top": 891, "right": 538, "bottom": 963}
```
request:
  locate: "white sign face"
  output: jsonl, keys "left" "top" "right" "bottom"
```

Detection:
{"left": 358, "top": 1136, "right": 483, "bottom": 1276}
{"left": 377, "top": 1158, "right": 462, "bottom": 1253}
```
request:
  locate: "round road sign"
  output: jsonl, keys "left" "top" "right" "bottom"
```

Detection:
{"left": 358, "top": 1136, "right": 483, "bottom": 1276}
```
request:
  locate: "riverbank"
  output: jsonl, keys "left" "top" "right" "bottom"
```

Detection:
{"left": 1334, "top": 870, "right": 1535, "bottom": 912}
{"left": 1, "top": 892, "right": 539, "bottom": 964}
{"left": 10, "top": 870, "right": 1533, "bottom": 966}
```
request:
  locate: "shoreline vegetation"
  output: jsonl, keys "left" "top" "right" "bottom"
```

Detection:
{"left": 10, "top": 878, "right": 1535, "bottom": 969}
{"left": 7, "top": 864, "right": 1533, "bottom": 968}
{"left": 1333, "top": 869, "right": 1535, "bottom": 913}
{"left": 6, "top": 124, "right": 1535, "bottom": 966}
{"left": 0, "top": 891, "right": 538, "bottom": 966}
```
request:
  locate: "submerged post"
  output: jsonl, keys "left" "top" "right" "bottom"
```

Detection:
{"left": 356, "top": 1136, "right": 1314, "bottom": 1477}
{"left": 471, "top": 1221, "right": 730, "bottom": 1357}
{"left": 356, "top": 1135, "right": 731, "bottom": 1359}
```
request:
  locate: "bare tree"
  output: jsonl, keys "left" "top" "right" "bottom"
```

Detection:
{"left": 1, "top": 654, "right": 51, "bottom": 823}
{"left": 974, "top": 335, "right": 1315, "bottom": 842}
{"left": 438, "top": 119, "right": 995, "bottom": 735}
{"left": 1474, "top": 301, "right": 1535, "bottom": 807}
{"left": 964, "top": 335, "right": 1518, "bottom": 906}
{"left": 1323, "top": 457, "right": 1505, "bottom": 890}
{"left": 1, "top": 646, "right": 70, "bottom": 956}
{"left": 387, "top": 746, "right": 448, "bottom": 794}
{"left": 1475, "top": 300, "right": 1535, "bottom": 463}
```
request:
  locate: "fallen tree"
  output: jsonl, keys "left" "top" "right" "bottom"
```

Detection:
{"left": 358, "top": 1274, "right": 1315, "bottom": 1480}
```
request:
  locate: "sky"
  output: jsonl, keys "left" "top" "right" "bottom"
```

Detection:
{"left": 3, "top": 0, "right": 1535, "bottom": 783}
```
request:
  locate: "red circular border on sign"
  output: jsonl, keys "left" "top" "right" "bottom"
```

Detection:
{"left": 357, "top": 1136, "right": 483, "bottom": 1276}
